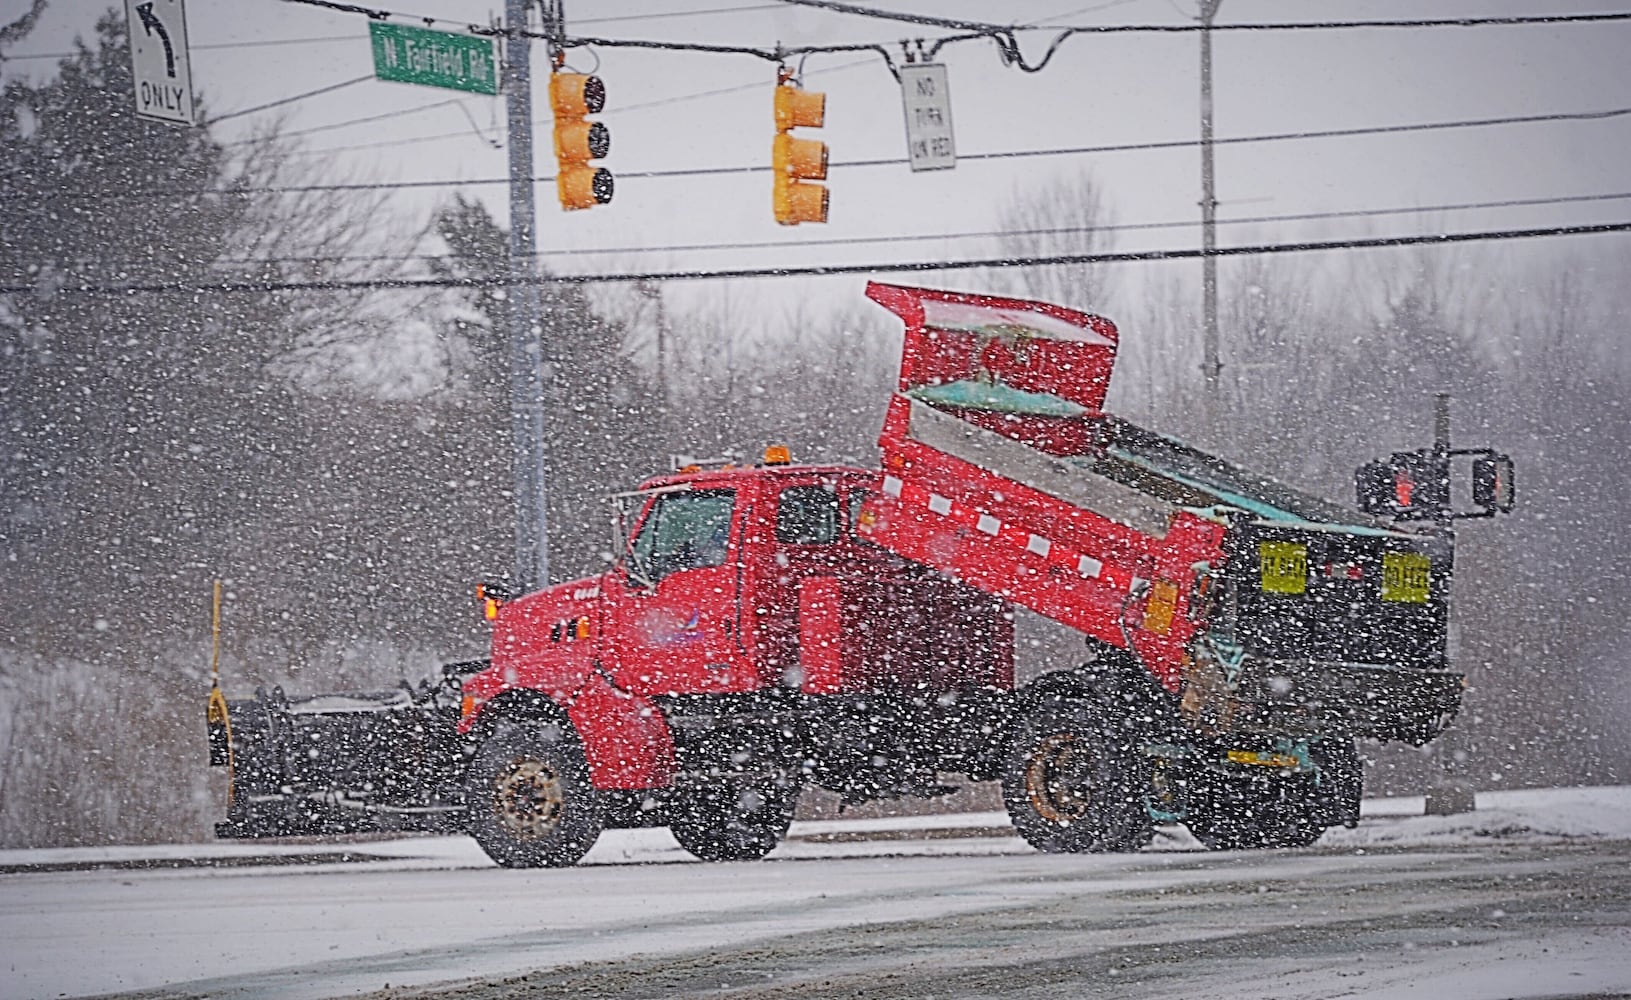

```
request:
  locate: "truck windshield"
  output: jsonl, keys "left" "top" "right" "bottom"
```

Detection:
{"left": 629, "top": 489, "right": 737, "bottom": 583}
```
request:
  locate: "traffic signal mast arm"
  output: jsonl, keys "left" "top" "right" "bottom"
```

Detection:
{"left": 772, "top": 73, "right": 828, "bottom": 225}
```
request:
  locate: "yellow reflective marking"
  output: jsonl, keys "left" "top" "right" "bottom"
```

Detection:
{"left": 1258, "top": 541, "right": 1307, "bottom": 594}
{"left": 1143, "top": 579, "right": 1179, "bottom": 635}
{"left": 1227, "top": 749, "right": 1300, "bottom": 768}
{"left": 1382, "top": 551, "right": 1431, "bottom": 603}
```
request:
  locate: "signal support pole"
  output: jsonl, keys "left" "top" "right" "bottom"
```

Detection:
{"left": 504, "top": 0, "right": 549, "bottom": 593}
{"left": 1426, "top": 392, "right": 1477, "bottom": 816}
{"left": 1198, "top": 0, "right": 1222, "bottom": 394}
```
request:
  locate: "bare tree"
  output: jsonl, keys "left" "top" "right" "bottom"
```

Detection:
{"left": 223, "top": 126, "right": 440, "bottom": 391}
{"left": 989, "top": 172, "right": 1117, "bottom": 313}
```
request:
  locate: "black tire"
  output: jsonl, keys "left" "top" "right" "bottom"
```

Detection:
{"left": 1185, "top": 783, "right": 1324, "bottom": 850}
{"left": 464, "top": 721, "right": 603, "bottom": 868}
{"left": 1000, "top": 696, "right": 1153, "bottom": 853}
{"left": 668, "top": 774, "right": 798, "bottom": 862}
{"left": 1185, "top": 739, "right": 1360, "bottom": 851}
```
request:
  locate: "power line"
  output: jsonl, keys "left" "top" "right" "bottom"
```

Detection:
{"left": 154, "top": 189, "right": 1631, "bottom": 269}
{"left": 10, "top": 103, "right": 1626, "bottom": 202}
{"left": 265, "top": 57, "right": 873, "bottom": 157}
{"left": 779, "top": 1, "right": 1631, "bottom": 33}
{"left": 7, "top": 222, "right": 1628, "bottom": 297}
{"left": 0, "top": 4, "right": 786, "bottom": 62}
{"left": 2, "top": 34, "right": 357, "bottom": 61}
{"left": 273, "top": 4, "right": 1096, "bottom": 154}
{"left": 292, "top": 56, "right": 877, "bottom": 157}
{"left": 207, "top": 75, "right": 374, "bottom": 125}
{"left": 280, "top": 0, "right": 1631, "bottom": 80}
{"left": 771, "top": 3, "right": 1631, "bottom": 72}
{"left": 222, "top": 98, "right": 464, "bottom": 147}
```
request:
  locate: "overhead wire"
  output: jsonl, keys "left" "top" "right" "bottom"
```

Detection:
{"left": 776, "top": 0, "right": 1631, "bottom": 32}
{"left": 0, "top": 4, "right": 789, "bottom": 62}
{"left": 138, "top": 189, "right": 1631, "bottom": 269}
{"left": 773, "top": 2, "right": 1631, "bottom": 72}
{"left": 290, "top": 53, "right": 879, "bottom": 157}
{"left": 207, "top": 75, "right": 374, "bottom": 125}
{"left": 10, "top": 104, "right": 1627, "bottom": 202}
{"left": 220, "top": 98, "right": 462, "bottom": 146}
{"left": 267, "top": 0, "right": 1105, "bottom": 154}
{"left": 6, "top": 222, "right": 1629, "bottom": 297}
{"left": 274, "top": 0, "right": 1631, "bottom": 80}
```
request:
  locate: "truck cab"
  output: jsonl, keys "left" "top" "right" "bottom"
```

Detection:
{"left": 456, "top": 453, "right": 1013, "bottom": 866}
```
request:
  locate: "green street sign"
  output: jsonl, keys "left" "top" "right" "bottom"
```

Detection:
{"left": 369, "top": 22, "right": 496, "bottom": 95}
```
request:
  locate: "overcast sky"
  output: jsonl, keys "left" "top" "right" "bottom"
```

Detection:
{"left": 5, "top": 0, "right": 1630, "bottom": 316}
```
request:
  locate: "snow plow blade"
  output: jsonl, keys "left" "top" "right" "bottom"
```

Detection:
{"left": 210, "top": 662, "right": 484, "bottom": 838}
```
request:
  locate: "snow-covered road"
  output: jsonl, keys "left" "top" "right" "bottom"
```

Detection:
{"left": 3, "top": 787, "right": 1630, "bottom": 1000}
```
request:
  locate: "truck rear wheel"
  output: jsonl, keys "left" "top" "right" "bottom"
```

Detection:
{"left": 668, "top": 775, "right": 797, "bottom": 862}
{"left": 1001, "top": 697, "right": 1152, "bottom": 853}
{"left": 465, "top": 722, "right": 603, "bottom": 868}
{"left": 1185, "top": 783, "right": 1323, "bottom": 850}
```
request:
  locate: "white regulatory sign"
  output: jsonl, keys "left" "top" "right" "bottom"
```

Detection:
{"left": 899, "top": 63, "right": 955, "bottom": 171}
{"left": 125, "top": 0, "right": 195, "bottom": 126}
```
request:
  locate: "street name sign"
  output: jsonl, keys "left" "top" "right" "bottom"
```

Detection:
{"left": 125, "top": 0, "right": 195, "bottom": 125}
{"left": 900, "top": 63, "right": 955, "bottom": 171}
{"left": 369, "top": 23, "right": 497, "bottom": 95}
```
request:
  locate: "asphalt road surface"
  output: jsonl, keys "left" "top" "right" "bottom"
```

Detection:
{"left": 7, "top": 829, "right": 1630, "bottom": 1000}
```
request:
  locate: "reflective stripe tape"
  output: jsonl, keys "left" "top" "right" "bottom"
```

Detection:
{"left": 881, "top": 474, "right": 1127, "bottom": 590}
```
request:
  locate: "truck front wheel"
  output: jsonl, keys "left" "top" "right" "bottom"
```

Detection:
{"left": 668, "top": 775, "right": 798, "bottom": 862}
{"left": 465, "top": 722, "right": 604, "bottom": 868}
{"left": 1001, "top": 697, "right": 1152, "bottom": 853}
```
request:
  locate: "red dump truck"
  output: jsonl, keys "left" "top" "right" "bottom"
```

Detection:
{"left": 210, "top": 282, "right": 1513, "bottom": 866}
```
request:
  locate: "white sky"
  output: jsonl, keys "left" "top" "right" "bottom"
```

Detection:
{"left": 4, "top": 0, "right": 1630, "bottom": 315}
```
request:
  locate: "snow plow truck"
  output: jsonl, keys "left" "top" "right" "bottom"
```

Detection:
{"left": 207, "top": 281, "right": 1515, "bottom": 866}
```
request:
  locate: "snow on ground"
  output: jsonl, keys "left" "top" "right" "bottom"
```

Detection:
{"left": 1, "top": 786, "right": 1629, "bottom": 1000}
{"left": 7, "top": 785, "right": 1626, "bottom": 873}
{"left": 1331, "top": 784, "right": 1631, "bottom": 845}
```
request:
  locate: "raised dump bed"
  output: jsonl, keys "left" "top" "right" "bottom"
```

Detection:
{"left": 856, "top": 281, "right": 1459, "bottom": 742}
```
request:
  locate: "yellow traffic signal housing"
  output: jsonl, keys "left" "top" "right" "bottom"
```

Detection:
{"left": 772, "top": 80, "right": 827, "bottom": 225}
{"left": 550, "top": 72, "right": 613, "bottom": 210}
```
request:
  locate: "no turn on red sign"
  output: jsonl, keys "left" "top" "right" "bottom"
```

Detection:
{"left": 125, "top": 0, "right": 195, "bottom": 126}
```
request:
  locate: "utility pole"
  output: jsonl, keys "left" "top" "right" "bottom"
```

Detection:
{"left": 504, "top": 0, "right": 548, "bottom": 592}
{"left": 636, "top": 279, "right": 668, "bottom": 413}
{"left": 1426, "top": 392, "right": 1477, "bottom": 816}
{"left": 1198, "top": 0, "right": 1223, "bottom": 394}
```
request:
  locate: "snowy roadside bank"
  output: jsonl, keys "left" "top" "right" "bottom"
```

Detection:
{"left": 1, "top": 785, "right": 1627, "bottom": 873}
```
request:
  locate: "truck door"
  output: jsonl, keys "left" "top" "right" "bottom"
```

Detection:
{"left": 606, "top": 487, "right": 752, "bottom": 695}
{"left": 756, "top": 481, "right": 847, "bottom": 689}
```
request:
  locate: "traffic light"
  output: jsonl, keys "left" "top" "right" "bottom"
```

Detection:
{"left": 772, "top": 76, "right": 827, "bottom": 225}
{"left": 549, "top": 72, "right": 613, "bottom": 210}
{"left": 1355, "top": 449, "right": 1449, "bottom": 519}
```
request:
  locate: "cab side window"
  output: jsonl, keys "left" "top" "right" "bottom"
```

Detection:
{"left": 776, "top": 484, "right": 840, "bottom": 545}
{"left": 629, "top": 489, "right": 736, "bottom": 583}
